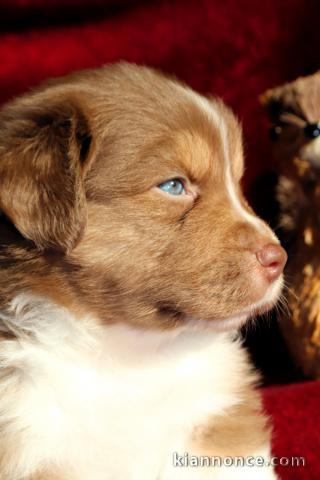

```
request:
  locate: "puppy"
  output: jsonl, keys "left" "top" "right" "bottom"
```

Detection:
{"left": 0, "top": 63, "right": 286, "bottom": 479}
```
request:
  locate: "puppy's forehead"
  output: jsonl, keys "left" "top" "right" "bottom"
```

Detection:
{"left": 86, "top": 67, "right": 243, "bottom": 194}
{"left": 170, "top": 93, "right": 243, "bottom": 183}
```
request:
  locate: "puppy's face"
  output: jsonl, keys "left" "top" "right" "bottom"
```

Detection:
{"left": 0, "top": 64, "right": 286, "bottom": 330}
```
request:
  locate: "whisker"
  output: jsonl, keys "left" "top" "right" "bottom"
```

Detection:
{"left": 284, "top": 284, "right": 299, "bottom": 302}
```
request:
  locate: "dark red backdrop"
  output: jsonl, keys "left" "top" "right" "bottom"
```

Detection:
{"left": 0, "top": 0, "right": 319, "bottom": 478}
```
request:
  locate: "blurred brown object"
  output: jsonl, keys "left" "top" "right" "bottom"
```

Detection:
{"left": 261, "top": 71, "right": 320, "bottom": 378}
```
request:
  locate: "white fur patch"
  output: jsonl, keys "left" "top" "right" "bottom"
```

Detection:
{"left": 182, "top": 86, "right": 276, "bottom": 240}
{"left": 0, "top": 294, "right": 259, "bottom": 480}
{"left": 215, "top": 111, "right": 274, "bottom": 238}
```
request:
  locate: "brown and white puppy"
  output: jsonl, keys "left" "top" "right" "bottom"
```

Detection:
{"left": 0, "top": 63, "right": 286, "bottom": 480}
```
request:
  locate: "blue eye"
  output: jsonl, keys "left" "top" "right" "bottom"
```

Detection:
{"left": 158, "top": 179, "right": 186, "bottom": 196}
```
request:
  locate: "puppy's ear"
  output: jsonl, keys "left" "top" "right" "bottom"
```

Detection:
{"left": 0, "top": 92, "right": 92, "bottom": 252}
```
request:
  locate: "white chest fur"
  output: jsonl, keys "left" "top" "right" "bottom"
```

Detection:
{"left": 0, "top": 295, "right": 246, "bottom": 480}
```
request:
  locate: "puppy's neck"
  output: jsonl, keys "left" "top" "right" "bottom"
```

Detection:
{"left": 0, "top": 293, "right": 234, "bottom": 366}
{"left": 0, "top": 295, "right": 245, "bottom": 480}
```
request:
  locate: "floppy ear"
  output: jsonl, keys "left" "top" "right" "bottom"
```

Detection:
{"left": 0, "top": 92, "right": 92, "bottom": 252}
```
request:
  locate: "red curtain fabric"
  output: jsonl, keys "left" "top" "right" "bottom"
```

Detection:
{"left": 0, "top": 0, "right": 133, "bottom": 5}
{"left": 264, "top": 381, "right": 320, "bottom": 480}
{"left": 0, "top": 0, "right": 142, "bottom": 33}
{"left": 0, "top": 0, "right": 319, "bottom": 187}
{"left": 0, "top": 0, "right": 139, "bottom": 18}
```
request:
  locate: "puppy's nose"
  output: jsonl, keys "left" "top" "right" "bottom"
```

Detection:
{"left": 256, "top": 244, "right": 287, "bottom": 282}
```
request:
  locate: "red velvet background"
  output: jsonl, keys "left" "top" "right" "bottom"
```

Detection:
{"left": 0, "top": 0, "right": 319, "bottom": 478}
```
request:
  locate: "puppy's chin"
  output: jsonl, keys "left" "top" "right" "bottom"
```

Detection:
{"left": 180, "top": 275, "right": 284, "bottom": 333}
{"left": 182, "top": 312, "right": 249, "bottom": 332}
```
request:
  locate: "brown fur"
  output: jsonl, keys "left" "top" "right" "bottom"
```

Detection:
{"left": 0, "top": 63, "right": 279, "bottom": 477}
{"left": 260, "top": 70, "right": 320, "bottom": 167}
{"left": 261, "top": 71, "right": 320, "bottom": 378}
{"left": 192, "top": 365, "right": 271, "bottom": 458}
{"left": 1, "top": 64, "right": 277, "bottom": 330}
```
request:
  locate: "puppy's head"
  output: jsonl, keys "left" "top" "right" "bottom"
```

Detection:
{"left": 0, "top": 63, "right": 286, "bottom": 331}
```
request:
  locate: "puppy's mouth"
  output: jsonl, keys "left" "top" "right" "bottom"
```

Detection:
{"left": 158, "top": 277, "right": 283, "bottom": 332}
